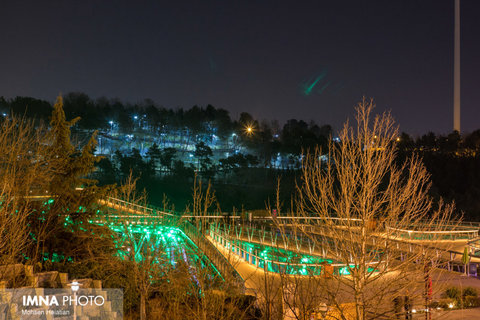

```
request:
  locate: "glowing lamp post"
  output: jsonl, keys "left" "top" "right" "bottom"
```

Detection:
{"left": 69, "top": 280, "right": 81, "bottom": 319}
{"left": 244, "top": 125, "right": 254, "bottom": 138}
{"left": 108, "top": 120, "right": 115, "bottom": 133}
{"left": 71, "top": 280, "right": 80, "bottom": 292}
{"left": 231, "top": 133, "right": 237, "bottom": 150}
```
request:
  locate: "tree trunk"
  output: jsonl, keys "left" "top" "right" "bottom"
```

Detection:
{"left": 140, "top": 293, "right": 146, "bottom": 320}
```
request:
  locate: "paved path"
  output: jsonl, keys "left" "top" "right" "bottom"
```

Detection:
{"left": 411, "top": 307, "right": 480, "bottom": 319}
{"left": 207, "top": 235, "right": 282, "bottom": 296}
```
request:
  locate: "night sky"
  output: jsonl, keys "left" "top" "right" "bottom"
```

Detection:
{"left": 1, "top": 0, "right": 479, "bottom": 135}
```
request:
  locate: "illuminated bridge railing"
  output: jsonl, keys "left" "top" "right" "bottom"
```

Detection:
{"left": 386, "top": 225, "right": 479, "bottom": 240}
{"left": 91, "top": 213, "right": 164, "bottom": 227}
{"left": 181, "top": 221, "right": 245, "bottom": 292}
{"left": 208, "top": 221, "right": 381, "bottom": 263}
{"left": 100, "top": 197, "right": 176, "bottom": 217}
{"left": 208, "top": 228, "right": 382, "bottom": 276}
{"left": 92, "top": 206, "right": 246, "bottom": 292}
{"left": 209, "top": 220, "right": 480, "bottom": 271}
{"left": 468, "top": 238, "right": 480, "bottom": 257}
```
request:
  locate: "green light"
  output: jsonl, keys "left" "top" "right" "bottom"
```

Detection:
{"left": 305, "top": 77, "right": 320, "bottom": 95}
{"left": 301, "top": 72, "right": 327, "bottom": 96}
{"left": 339, "top": 266, "right": 351, "bottom": 275}
{"left": 90, "top": 216, "right": 224, "bottom": 281}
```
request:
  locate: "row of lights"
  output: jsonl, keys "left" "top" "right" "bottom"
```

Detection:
{"left": 411, "top": 303, "right": 455, "bottom": 314}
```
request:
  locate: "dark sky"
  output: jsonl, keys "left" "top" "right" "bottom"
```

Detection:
{"left": 1, "top": 0, "right": 479, "bottom": 135}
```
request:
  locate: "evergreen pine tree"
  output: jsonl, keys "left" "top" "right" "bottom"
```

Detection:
{"left": 46, "top": 95, "right": 103, "bottom": 221}
{"left": 30, "top": 96, "right": 114, "bottom": 264}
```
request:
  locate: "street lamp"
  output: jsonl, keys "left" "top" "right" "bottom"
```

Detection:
{"left": 108, "top": 120, "right": 115, "bottom": 133}
{"left": 69, "top": 280, "right": 81, "bottom": 319}
{"left": 70, "top": 280, "right": 80, "bottom": 292}
{"left": 243, "top": 123, "right": 255, "bottom": 136}
{"left": 231, "top": 133, "right": 238, "bottom": 150}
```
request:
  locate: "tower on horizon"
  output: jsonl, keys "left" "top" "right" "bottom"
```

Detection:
{"left": 454, "top": 0, "right": 461, "bottom": 133}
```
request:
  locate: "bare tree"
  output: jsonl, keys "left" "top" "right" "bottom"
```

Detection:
{"left": 190, "top": 173, "right": 216, "bottom": 233}
{"left": 107, "top": 173, "right": 161, "bottom": 320}
{"left": 278, "top": 98, "right": 457, "bottom": 319}
{"left": 110, "top": 174, "right": 254, "bottom": 320}
{"left": 150, "top": 253, "right": 255, "bottom": 320}
{"left": 186, "top": 175, "right": 256, "bottom": 319}
{"left": 0, "top": 115, "right": 50, "bottom": 266}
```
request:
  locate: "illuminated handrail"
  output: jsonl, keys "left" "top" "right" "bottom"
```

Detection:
{"left": 213, "top": 221, "right": 480, "bottom": 267}
{"left": 182, "top": 221, "right": 245, "bottom": 292}
{"left": 93, "top": 212, "right": 246, "bottom": 291}
{"left": 101, "top": 197, "right": 176, "bottom": 217}
{"left": 386, "top": 227, "right": 478, "bottom": 234}
{"left": 209, "top": 229, "right": 382, "bottom": 276}
{"left": 386, "top": 226, "right": 478, "bottom": 240}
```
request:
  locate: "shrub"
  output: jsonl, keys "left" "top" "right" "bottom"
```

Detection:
{"left": 438, "top": 298, "right": 457, "bottom": 309}
{"left": 464, "top": 296, "right": 480, "bottom": 308}
{"left": 462, "top": 287, "right": 478, "bottom": 298}
{"left": 444, "top": 287, "right": 462, "bottom": 308}
{"left": 444, "top": 286, "right": 461, "bottom": 300}
{"left": 442, "top": 286, "right": 480, "bottom": 309}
